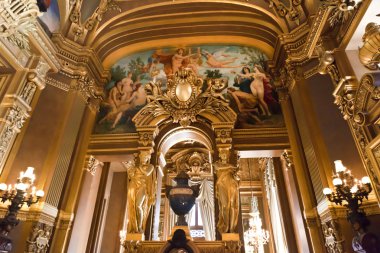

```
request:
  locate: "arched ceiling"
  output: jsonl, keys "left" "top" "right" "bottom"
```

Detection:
{"left": 86, "top": 0, "right": 288, "bottom": 68}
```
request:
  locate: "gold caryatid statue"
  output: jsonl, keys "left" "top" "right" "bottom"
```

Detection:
{"left": 215, "top": 161, "right": 240, "bottom": 233}
{"left": 125, "top": 152, "right": 156, "bottom": 234}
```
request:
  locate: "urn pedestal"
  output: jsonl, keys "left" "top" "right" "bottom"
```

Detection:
{"left": 166, "top": 170, "right": 200, "bottom": 229}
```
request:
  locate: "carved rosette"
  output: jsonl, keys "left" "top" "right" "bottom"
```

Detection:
{"left": 25, "top": 222, "right": 52, "bottom": 253}
{"left": 215, "top": 128, "right": 232, "bottom": 145}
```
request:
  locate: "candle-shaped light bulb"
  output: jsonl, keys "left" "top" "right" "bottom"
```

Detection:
{"left": 347, "top": 170, "right": 351, "bottom": 175}
{"left": 334, "top": 160, "right": 346, "bottom": 173}
{"left": 362, "top": 176, "right": 371, "bottom": 184}
{"left": 31, "top": 186, "right": 36, "bottom": 196}
{"left": 23, "top": 167, "right": 36, "bottom": 183}
{"left": 7, "top": 184, "right": 12, "bottom": 191}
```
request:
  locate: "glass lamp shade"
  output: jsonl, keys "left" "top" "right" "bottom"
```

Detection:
{"left": 332, "top": 178, "right": 343, "bottom": 186}
{"left": 350, "top": 185, "right": 358, "bottom": 193}
{"left": 36, "top": 190, "right": 44, "bottom": 197}
{"left": 362, "top": 176, "right": 371, "bottom": 184}
{"left": 16, "top": 183, "right": 27, "bottom": 191}
{"left": 323, "top": 188, "right": 332, "bottom": 195}
{"left": 334, "top": 160, "right": 346, "bottom": 173}
{"left": 0, "top": 183, "right": 7, "bottom": 191}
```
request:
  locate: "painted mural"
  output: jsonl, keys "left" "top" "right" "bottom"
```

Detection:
{"left": 93, "top": 45, "right": 284, "bottom": 134}
{"left": 38, "top": 0, "right": 60, "bottom": 33}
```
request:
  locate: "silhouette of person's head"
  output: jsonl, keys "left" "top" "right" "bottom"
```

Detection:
{"left": 171, "top": 229, "right": 187, "bottom": 248}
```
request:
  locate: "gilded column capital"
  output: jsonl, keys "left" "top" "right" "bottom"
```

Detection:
{"left": 136, "top": 126, "right": 158, "bottom": 148}
{"left": 304, "top": 208, "right": 321, "bottom": 229}
{"left": 332, "top": 76, "right": 357, "bottom": 120}
{"left": 85, "top": 155, "right": 104, "bottom": 176}
{"left": 214, "top": 128, "right": 232, "bottom": 145}
{"left": 281, "top": 149, "right": 293, "bottom": 170}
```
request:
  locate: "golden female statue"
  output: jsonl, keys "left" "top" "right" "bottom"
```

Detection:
{"left": 215, "top": 162, "right": 240, "bottom": 233}
{"left": 125, "top": 153, "right": 155, "bottom": 234}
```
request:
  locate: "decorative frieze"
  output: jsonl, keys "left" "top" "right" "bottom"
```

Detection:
{"left": 25, "top": 222, "right": 52, "bottom": 253}
{"left": 0, "top": 105, "right": 28, "bottom": 166}
{"left": 322, "top": 220, "right": 344, "bottom": 253}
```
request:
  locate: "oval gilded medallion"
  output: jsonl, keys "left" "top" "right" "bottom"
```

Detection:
{"left": 176, "top": 82, "right": 192, "bottom": 102}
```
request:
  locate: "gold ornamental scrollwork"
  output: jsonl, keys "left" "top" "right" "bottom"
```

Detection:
{"left": 267, "top": 0, "right": 305, "bottom": 26}
{"left": 359, "top": 22, "right": 380, "bottom": 70}
{"left": 332, "top": 76, "right": 357, "bottom": 121}
{"left": 135, "top": 69, "right": 231, "bottom": 127}
{"left": 0, "top": 0, "right": 40, "bottom": 50}
{"left": 353, "top": 73, "right": 380, "bottom": 126}
{"left": 322, "top": 220, "right": 344, "bottom": 253}
{"left": 68, "top": 0, "right": 120, "bottom": 42}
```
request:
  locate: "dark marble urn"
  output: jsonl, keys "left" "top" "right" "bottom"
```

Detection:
{"left": 166, "top": 170, "right": 200, "bottom": 226}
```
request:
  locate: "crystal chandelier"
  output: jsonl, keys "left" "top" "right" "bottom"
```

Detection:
{"left": 244, "top": 161, "right": 270, "bottom": 253}
{"left": 244, "top": 196, "right": 270, "bottom": 253}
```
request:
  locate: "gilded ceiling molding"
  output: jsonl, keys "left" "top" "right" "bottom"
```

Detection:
{"left": 359, "top": 22, "right": 380, "bottom": 70}
{"left": 267, "top": 0, "right": 305, "bottom": 26}
{"left": 66, "top": 0, "right": 120, "bottom": 43}
{"left": 277, "top": 0, "right": 363, "bottom": 76}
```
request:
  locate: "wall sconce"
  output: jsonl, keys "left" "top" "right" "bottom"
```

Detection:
{"left": 0, "top": 167, "right": 44, "bottom": 252}
{"left": 323, "top": 160, "right": 372, "bottom": 223}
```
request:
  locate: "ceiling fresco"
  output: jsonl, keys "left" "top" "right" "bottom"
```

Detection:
{"left": 93, "top": 45, "right": 284, "bottom": 134}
